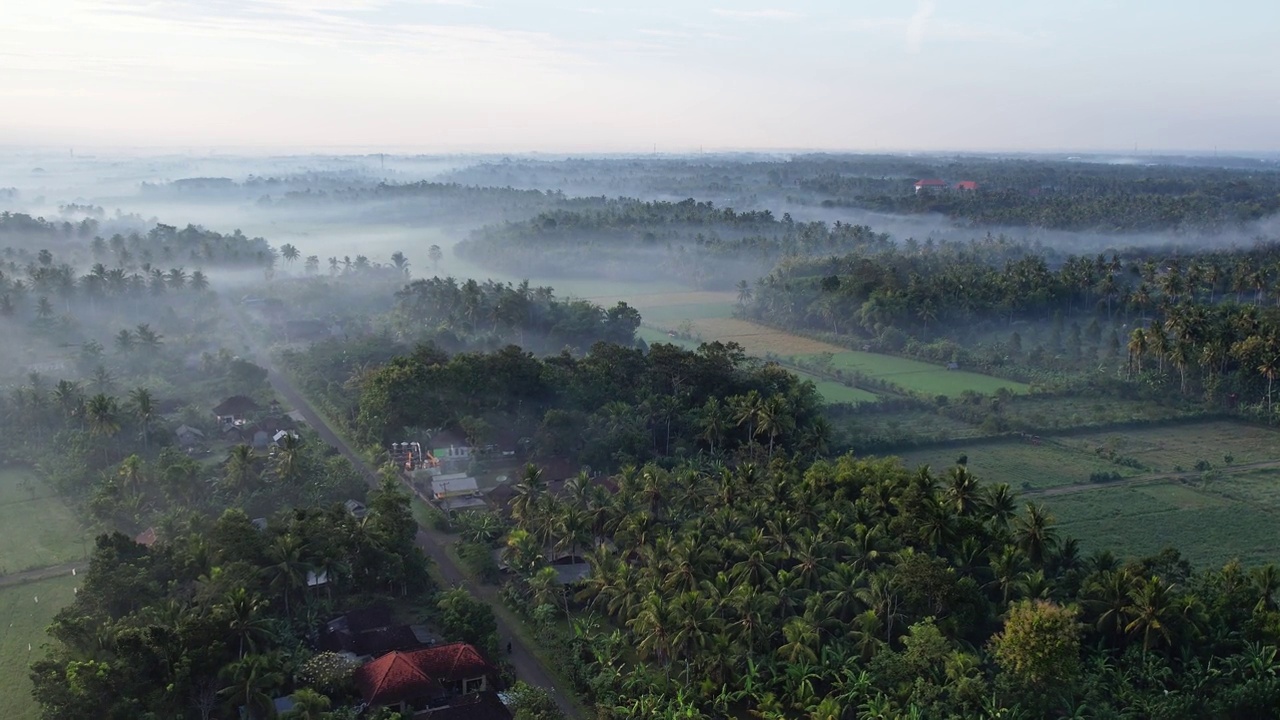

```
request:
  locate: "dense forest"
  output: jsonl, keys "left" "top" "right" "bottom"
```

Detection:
{"left": 30, "top": 476, "right": 432, "bottom": 719}
{"left": 339, "top": 340, "right": 828, "bottom": 471}
{"left": 389, "top": 276, "right": 642, "bottom": 354}
{"left": 495, "top": 455, "right": 1280, "bottom": 718}
{"left": 457, "top": 198, "right": 892, "bottom": 289}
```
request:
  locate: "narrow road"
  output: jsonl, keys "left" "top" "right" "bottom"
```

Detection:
{"left": 0, "top": 561, "right": 81, "bottom": 590}
{"left": 226, "top": 302, "right": 581, "bottom": 718}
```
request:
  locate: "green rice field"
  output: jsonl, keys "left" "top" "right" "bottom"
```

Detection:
{"left": 807, "top": 351, "right": 1030, "bottom": 398}
{"left": 0, "top": 574, "right": 78, "bottom": 720}
{"left": 0, "top": 468, "right": 86, "bottom": 574}
{"left": 896, "top": 440, "right": 1141, "bottom": 492}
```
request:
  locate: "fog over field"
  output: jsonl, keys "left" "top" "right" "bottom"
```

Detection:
{"left": 10, "top": 2, "right": 1280, "bottom": 718}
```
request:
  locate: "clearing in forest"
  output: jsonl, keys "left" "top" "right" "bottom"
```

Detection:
{"left": 0, "top": 574, "right": 78, "bottom": 720}
{"left": 1062, "top": 421, "right": 1280, "bottom": 473}
{"left": 0, "top": 468, "right": 86, "bottom": 573}
{"left": 896, "top": 439, "right": 1140, "bottom": 492}
{"left": 1048, "top": 480, "right": 1275, "bottom": 568}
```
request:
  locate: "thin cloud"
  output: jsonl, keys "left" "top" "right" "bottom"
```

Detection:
{"left": 905, "top": 0, "right": 935, "bottom": 53}
{"left": 72, "top": 0, "right": 570, "bottom": 67}
{"left": 711, "top": 8, "right": 803, "bottom": 21}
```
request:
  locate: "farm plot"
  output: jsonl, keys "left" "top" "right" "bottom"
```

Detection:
{"left": 1064, "top": 421, "right": 1280, "bottom": 473}
{"left": 590, "top": 291, "right": 736, "bottom": 312}
{"left": 1047, "top": 481, "right": 1276, "bottom": 568}
{"left": 0, "top": 468, "right": 86, "bottom": 574}
{"left": 787, "top": 368, "right": 878, "bottom": 405}
{"left": 895, "top": 440, "right": 1139, "bottom": 491}
{"left": 0, "top": 574, "right": 78, "bottom": 720}
{"left": 814, "top": 352, "right": 1030, "bottom": 398}
{"left": 851, "top": 411, "right": 986, "bottom": 446}
{"left": 1192, "top": 468, "right": 1280, "bottom": 508}
{"left": 998, "top": 396, "right": 1191, "bottom": 432}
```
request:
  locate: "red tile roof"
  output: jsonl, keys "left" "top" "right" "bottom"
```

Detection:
{"left": 416, "top": 642, "right": 493, "bottom": 680}
{"left": 134, "top": 527, "right": 157, "bottom": 547}
{"left": 355, "top": 643, "right": 494, "bottom": 706}
{"left": 955, "top": 180, "right": 979, "bottom": 190}
{"left": 914, "top": 178, "right": 947, "bottom": 187}
{"left": 356, "top": 651, "right": 437, "bottom": 706}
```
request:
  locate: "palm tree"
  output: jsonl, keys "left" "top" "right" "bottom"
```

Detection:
{"left": 116, "top": 454, "right": 147, "bottom": 498}
{"left": 85, "top": 393, "right": 120, "bottom": 462}
{"left": 218, "top": 587, "right": 273, "bottom": 658}
{"left": 1014, "top": 503, "right": 1059, "bottom": 567}
{"left": 281, "top": 689, "right": 331, "bottom": 720}
{"left": 1128, "top": 328, "right": 1148, "bottom": 377}
{"left": 1125, "top": 576, "right": 1180, "bottom": 654}
{"left": 128, "top": 387, "right": 155, "bottom": 450}
{"left": 166, "top": 267, "right": 187, "bottom": 289}
{"left": 189, "top": 270, "right": 209, "bottom": 292}
{"left": 224, "top": 444, "right": 258, "bottom": 494}
{"left": 279, "top": 243, "right": 300, "bottom": 266}
{"left": 218, "top": 653, "right": 284, "bottom": 720}
{"left": 273, "top": 433, "right": 304, "bottom": 485}
{"left": 390, "top": 251, "right": 410, "bottom": 275}
{"left": 736, "top": 279, "right": 753, "bottom": 307}
{"left": 428, "top": 244, "right": 443, "bottom": 272}
{"left": 263, "top": 534, "right": 309, "bottom": 618}
{"left": 732, "top": 390, "right": 763, "bottom": 447}
{"left": 114, "top": 328, "right": 134, "bottom": 354}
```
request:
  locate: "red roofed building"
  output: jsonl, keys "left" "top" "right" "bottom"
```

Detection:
{"left": 914, "top": 178, "right": 948, "bottom": 194}
{"left": 354, "top": 643, "right": 502, "bottom": 716}
{"left": 955, "top": 180, "right": 979, "bottom": 191}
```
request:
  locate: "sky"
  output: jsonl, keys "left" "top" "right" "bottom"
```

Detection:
{"left": 2, "top": 0, "right": 1278, "bottom": 153}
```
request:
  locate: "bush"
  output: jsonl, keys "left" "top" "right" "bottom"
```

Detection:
{"left": 507, "top": 681, "right": 566, "bottom": 720}
{"left": 457, "top": 540, "right": 501, "bottom": 584}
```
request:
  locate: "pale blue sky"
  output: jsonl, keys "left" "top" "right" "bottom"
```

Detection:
{"left": 2, "top": 0, "right": 1276, "bottom": 152}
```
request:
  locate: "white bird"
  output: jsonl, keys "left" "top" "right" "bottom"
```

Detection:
{"left": 72, "top": 568, "right": 76, "bottom": 576}
{"left": 33, "top": 596, "right": 38, "bottom": 603}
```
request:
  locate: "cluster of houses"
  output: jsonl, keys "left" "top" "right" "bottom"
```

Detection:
{"left": 913, "top": 178, "right": 979, "bottom": 194}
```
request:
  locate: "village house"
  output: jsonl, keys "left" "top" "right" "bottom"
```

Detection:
{"left": 353, "top": 642, "right": 507, "bottom": 718}
{"left": 213, "top": 395, "right": 259, "bottom": 429}
{"left": 914, "top": 178, "right": 949, "bottom": 194}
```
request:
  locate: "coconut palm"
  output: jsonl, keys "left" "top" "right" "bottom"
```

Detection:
{"left": 224, "top": 444, "right": 258, "bottom": 494}
{"left": 128, "top": 387, "right": 155, "bottom": 450}
{"left": 218, "top": 653, "right": 284, "bottom": 719}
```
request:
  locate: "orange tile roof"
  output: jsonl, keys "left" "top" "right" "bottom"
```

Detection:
{"left": 354, "top": 643, "right": 494, "bottom": 705}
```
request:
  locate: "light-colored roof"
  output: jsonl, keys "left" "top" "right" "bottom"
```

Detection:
{"left": 431, "top": 476, "right": 478, "bottom": 497}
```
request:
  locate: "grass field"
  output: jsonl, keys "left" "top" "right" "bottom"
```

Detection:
{"left": 1047, "top": 481, "right": 1277, "bottom": 567}
{"left": 997, "top": 396, "right": 1192, "bottom": 431}
{"left": 896, "top": 440, "right": 1141, "bottom": 491}
{"left": 1063, "top": 422, "right": 1280, "bottom": 473}
{"left": 813, "top": 351, "right": 1030, "bottom": 397}
{"left": 0, "top": 468, "right": 86, "bottom": 574}
{"left": 788, "top": 368, "right": 879, "bottom": 405}
{"left": 0, "top": 574, "right": 78, "bottom": 719}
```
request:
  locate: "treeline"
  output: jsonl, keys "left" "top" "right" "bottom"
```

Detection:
{"left": 746, "top": 238, "right": 1280, "bottom": 406}
{"left": 1, "top": 213, "right": 274, "bottom": 268}
{"left": 390, "top": 276, "right": 641, "bottom": 354}
{"left": 458, "top": 197, "right": 893, "bottom": 289}
{"left": 502, "top": 455, "right": 1280, "bottom": 718}
{"left": 795, "top": 155, "right": 1280, "bottom": 232}
{"left": 346, "top": 340, "right": 828, "bottom": 470}
{"left": 31, "top": 477, "right": 431, "bottom": 718}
